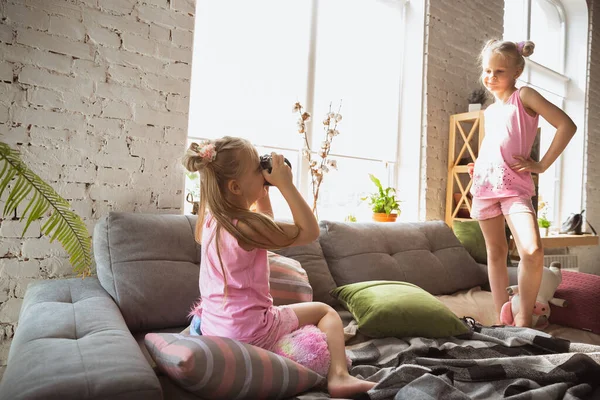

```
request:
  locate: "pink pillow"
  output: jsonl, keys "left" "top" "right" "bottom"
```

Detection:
{"left": 550, "top": 270, "right": 600, "bottom": 334}
{"left": 268, "top": 252, "right": 313, "bottom": 306}
{"left": 145, "top": 333, "right": 325, "bottom": 400}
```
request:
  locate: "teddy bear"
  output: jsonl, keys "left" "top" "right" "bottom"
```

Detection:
{"left": 500, "top": 261, "right": 568, "bottom": 329}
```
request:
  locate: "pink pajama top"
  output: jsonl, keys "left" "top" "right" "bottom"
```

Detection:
{"left": 196, "top": 213, "right": 276, "bottom": 343}
{"left": 470, "top": 88, "right": 539, "bottom": 199}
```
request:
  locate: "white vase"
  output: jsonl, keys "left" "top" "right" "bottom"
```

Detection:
{"left": 468, "top": 103, "right": 482, "bottom": 112}
{"left": 539, "top": 227, "right": 549, "bottom": 237}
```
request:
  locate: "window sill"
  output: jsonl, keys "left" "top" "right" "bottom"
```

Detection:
{"left": 540, "top": 234, "right": 599, "bottom": 249}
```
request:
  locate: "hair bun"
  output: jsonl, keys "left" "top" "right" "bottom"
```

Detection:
{"left": 182, "top": 142, "right": 212, "bottom": 173}
{"left": 519, "top": 40, "right": 535, "bottom": 57}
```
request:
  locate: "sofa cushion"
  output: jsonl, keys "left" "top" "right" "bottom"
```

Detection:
{"left": 0, "top": 277, "right": 161, "bottom": 400}
{"left": 453, "top": 220, "right": 488, "bottom": 264}
{"left": 274, "top": 240, "right": 339, "bottom": 307}
{"left": 318, "top": 220, "right": 488, "bottom": 295}
{"left": 550, "top": 271, "right": 600, "bottom": 334}
{"left": 94, "top": 212, "right": 201, "bottom": 332}
{"left": 268, "top": 251, "right": 313, "bottom": 305}
{"left": 453, "top": 220, "right": 514, "bottom": 267}
{"left": 330, "top": 280, "right": 470, "bottom": 338}
{"left": 145, "top": 333, "right": 325, "bottom": 400}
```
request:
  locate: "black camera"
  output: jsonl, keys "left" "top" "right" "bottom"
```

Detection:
{"left": 260, "top": 154, "right": 292, "bottom": 186}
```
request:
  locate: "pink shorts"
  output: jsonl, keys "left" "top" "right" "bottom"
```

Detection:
{"left": 470, "top": 196, "right": 535, "bottom": 221}
{"left": 251, "top": 306, "right": 299, "bottom": 351}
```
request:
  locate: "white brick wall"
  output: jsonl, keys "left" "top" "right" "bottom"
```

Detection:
{"left": 0, "top": 0, "right": 194, "bottom": 371}
{"left": 574, "top": 0, "right": 600, "bottom": 274}
{"left": 421, "top": 0, "right": 504, "bottom": 220}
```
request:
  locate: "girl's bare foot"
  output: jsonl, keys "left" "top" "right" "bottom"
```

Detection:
{"left": 514, "top": 314, "right": 532, "bottom": 328}
{"left": 327, "top": 373, "right": 376, "bottom": 399}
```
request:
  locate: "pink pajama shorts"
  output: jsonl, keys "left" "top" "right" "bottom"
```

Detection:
{"left": 470, "top": 196, "right": 535, "bottom": 221}
{"left": 251, "top": 306, "right": 299, "bottom": 352}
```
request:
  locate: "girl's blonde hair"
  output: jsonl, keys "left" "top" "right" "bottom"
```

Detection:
{"left": 182, "top": 136, "right": 297, "bottom": 293}
{"left": 479, "top": 39, "right": 535, "bottom": 73}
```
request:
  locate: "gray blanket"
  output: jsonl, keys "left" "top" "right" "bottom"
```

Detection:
{"left": 295, "top": 319, "right": 600, "bottom": 400}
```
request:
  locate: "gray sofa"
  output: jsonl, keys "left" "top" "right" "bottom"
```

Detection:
{"left": 0, "top": 212, "right": 511, "bottom": 400}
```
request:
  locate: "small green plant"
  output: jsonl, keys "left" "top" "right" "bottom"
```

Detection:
{"left": 361, "top": 174, "right": 401, "bottom": 216}
{"left": 344, "top": 214, "right": 357, "bottom": 222}
{"left": 468, "top": 88, "right": 487, "bottom": 105}
{"left": 537, "top": 200, "right": 551, "bottom": 228}
{"left": 538, "top": 215, "right": 551, "bottom": 228}
{"left": 185, "top": 171, "right": 200, "bottom": 200}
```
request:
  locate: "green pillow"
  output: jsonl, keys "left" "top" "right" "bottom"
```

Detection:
{"left": 453, "top": 220, "right": 487, "bottom": 264}
{"left": 453, "top": 220, "right": 513, "bottom": 266}
{"left": 330, "top": 281, "right": 469, "bottom": 338}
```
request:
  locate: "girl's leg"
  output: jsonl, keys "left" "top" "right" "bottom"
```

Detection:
{"left": 505, "top": 212, "right": 543, "bottom": 327}
{"left": 289, "top": 302, "right": 376, "bottom": 398}
{"left": 478, "top": 214, "right": 510, "bottom": 324}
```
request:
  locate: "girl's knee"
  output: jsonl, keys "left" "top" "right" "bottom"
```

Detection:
{"left": 313, "top": 302, "right": 340, "bottom": 323}
{"left": 486, "top": 243, "right": 508, "bottom": 261}
{"left": 294, "top": 302, "right": 336, "bottom": 326}
{"left": 314, "top": 302, "right": 335, "bottom": 316}
{"left": 520, "top": 245, "right": 543, "bottom": 263}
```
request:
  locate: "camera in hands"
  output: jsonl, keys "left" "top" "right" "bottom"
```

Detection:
{"left": 260, "top": 154, "right": 292, "bottom": 186}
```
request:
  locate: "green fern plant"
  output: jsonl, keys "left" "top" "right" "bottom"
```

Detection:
{"left": 0, "top": 142, "right": 92, "bottom": 277}
{"left": 361, "top": 174, "right": 401, "bottom": 216}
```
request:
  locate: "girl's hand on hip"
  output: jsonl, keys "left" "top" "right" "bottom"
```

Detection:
{"left": 263, "top": 152, "right": 293, "bottom": 188}
{"left": 511, "top": 156, "right": 545, "bottom": 174}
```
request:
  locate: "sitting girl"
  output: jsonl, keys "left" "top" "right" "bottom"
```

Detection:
{"left": 182, "top": 136, "right": 375, "bottom": 398}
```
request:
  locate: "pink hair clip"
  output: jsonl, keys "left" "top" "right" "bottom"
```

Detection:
{"left": 196, "top": 141, "right": 217, "bottom": 162}
{"left": 516, "top": 41, "right": 525, "bottom": 55}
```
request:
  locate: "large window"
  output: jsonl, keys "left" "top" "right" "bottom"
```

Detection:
{"left": 504, "top": 0, "right": 587, "bottom": 229}
{"left": 186, "top": 0, "right": 408, "bottom": 221}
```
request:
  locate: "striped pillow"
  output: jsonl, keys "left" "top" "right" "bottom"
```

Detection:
{"left": 145, "top": 333, "right": 325, "bottom": 400}
{"left": 268, "top": 251, "right": 313, "bottom": 306}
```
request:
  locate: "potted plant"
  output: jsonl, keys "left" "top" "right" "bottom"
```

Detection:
{"left": 362, "top": 174, "right": 401, "bottom": 222}
{"left": 538, "top": 215, "right": 551, "bottom": 237}
{"left": 468, "top": 88, "right": 487, "bottom": 112}
{"left": 537, "top": 200, "right": 551, "bottom": 237}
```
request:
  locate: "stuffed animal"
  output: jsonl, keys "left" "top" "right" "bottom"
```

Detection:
{"left": 271, "top": 324, "right": 351, "bottom": 377}
{"left": 500, "top": 261, "right": 568, "bottom": 329}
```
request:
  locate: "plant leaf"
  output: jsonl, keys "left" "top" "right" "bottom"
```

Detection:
{"left": 0, "top": 142, "right": 92, "bottom": 276}
{"left": 369, "top": 173, "right": 382, "bottom": 190}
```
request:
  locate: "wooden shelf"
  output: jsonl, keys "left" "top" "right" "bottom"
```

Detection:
{"left": 452, "top": 110, "right": 485, "bottom": 122}
{"left": 445, "top": 111, "right": 484, "bottom": 228}
{"left": 540, "top": 234, "right": 599, "bottom": 248}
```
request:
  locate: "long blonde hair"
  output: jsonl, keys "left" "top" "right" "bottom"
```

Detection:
{"left": 182, "top": 136, "right": 296, "bottom": 291}
{"left": 479, "top": 39, "right": 535, "bottom": 74}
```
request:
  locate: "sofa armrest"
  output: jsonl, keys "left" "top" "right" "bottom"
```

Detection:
{"left": 478, "top": 263, "right": 519, "bottom": 291}
{"left": 0, "top": 277, "right": 162, "bottom": 400}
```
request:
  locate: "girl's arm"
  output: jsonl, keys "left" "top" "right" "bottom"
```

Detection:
{"left": 255, "top": 187, "right": 273, "bottom": 219}
{"left": 511, "top": 87, "right": 577, "bottom": 173}
{"left": 238, "top": 153, "right": 320, "bottom": 249}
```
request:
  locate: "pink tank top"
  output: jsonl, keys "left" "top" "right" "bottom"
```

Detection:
{"left": 197, "top": 213, "right": 275, "bottom": 342}
{"left": 471, "top": 88, "right": 539, "bottom": 199}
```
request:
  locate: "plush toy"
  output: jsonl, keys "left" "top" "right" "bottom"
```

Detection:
{"left": 500, "top": 261, "right": 568, "bottom": 329}
{"left": 271, "top": 324, "right": 351, "bottom": 377}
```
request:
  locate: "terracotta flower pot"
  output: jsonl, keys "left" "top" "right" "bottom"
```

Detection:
{"left": 372, "top": 212, "right": 398, "bottom": 222}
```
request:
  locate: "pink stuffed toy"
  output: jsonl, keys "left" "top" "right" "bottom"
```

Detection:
{"left": 271, "top": 325, "right": 351, "bottom": 377}
{"left": 500, "top": 262, "right": 568, "bottom": 329}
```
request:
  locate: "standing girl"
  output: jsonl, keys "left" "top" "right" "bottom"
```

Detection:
{"left": 182, "top": 136, "right": 375, "bottom": 398}
{"left": 470, "top": 40, "right": 576, "bottom": 327}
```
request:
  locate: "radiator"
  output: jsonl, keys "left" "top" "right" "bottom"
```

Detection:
{"left": 543, "top": 255, "right": 579, "bottom": 271}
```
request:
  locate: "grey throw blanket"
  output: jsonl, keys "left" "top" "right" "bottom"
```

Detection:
{"left": 295, "top": 320, "right": 600, "bottom": 400}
